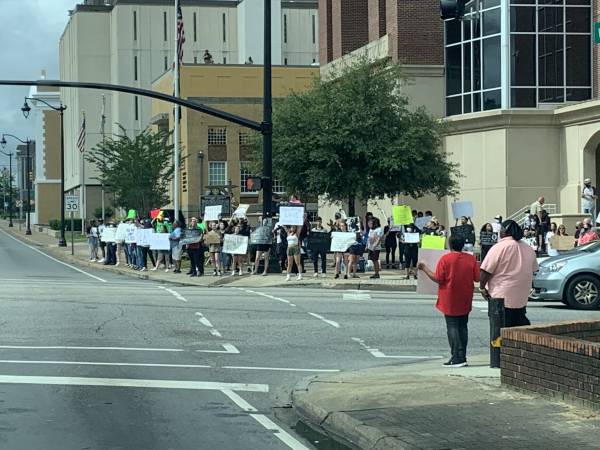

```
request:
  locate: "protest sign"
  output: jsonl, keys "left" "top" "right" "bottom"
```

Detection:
{"left": 279, "top": 206, "right": 305, "bottom": 225}
{"left": 415, "top": 216, "right": 432, "bottom": 231}
{"left": 135, "top": 228, "right": 153, "bottom": 247}
{"left": 223, "top": 234, "right": 248, "bottom": 255}
{"left": 451, "top": 225, "right": 476, "bottom": 244}
{"left": 100, "top": 227, "right": 116, "bottom": 243}
{"left": 204, "top": 231, "right": 222, "bottom": 245}
{"left": 307, "top": 231, "right": 331, "bottom": 252}
{"left": 492, "top": 223, "right": 502, "bottom": 233}
{"left": 392, "top": 205, "right": 413, "bottom": 225}
{"left": 550, "top": 235, "right": 576, "bottom": 251}
{"left": 451, "top": 201, "right": 474, "bottom": 220}
{"left": 347, "top": 217, "right": 361, "bottom": 232}
{"left": 233, "top": 204, "right": 249, "bottom": 218}
{"left": 149, "top": 233, "right": 170, "bottom": 250}
{"left": 204, "top": 205, "right": 222, "bottom": 222}
{"left": 480, "top": 232, "right": 498, "bottom": 246}
{"left": 115, "top": 223, "right": 128, "bottom": 242}
{"left": 125, "top": 224, "right": 137, "bottom": 243}
{"left": 330, "top": 232, "right": 355, "bottom": 252}
{"left": 404, "top": 232, "right": 421, "bottom": 244}
{"left": 180, "top": 228, "right": 202, "bottom": 245}
{"left": 250, "top": 226, "right": 272, "bottom": 245}
{"left": 417, "top": 249, "right": 449, "bottom": 295}
{"left": 421, "top": 235, "right": 446, "bottom": 250}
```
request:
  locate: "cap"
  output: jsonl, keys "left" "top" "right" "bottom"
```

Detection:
{"left": 585, "top": 178, "right": 592, "bottom": 183}
{"left": 494, "top": 215, "right": 502, "bottom": 220}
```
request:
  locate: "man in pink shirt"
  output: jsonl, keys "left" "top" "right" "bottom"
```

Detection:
{"left": 480, "top": 220, "right": 539, "bottom": 327}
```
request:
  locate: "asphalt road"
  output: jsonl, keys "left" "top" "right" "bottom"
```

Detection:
{"left": 1, "top": 228, "right": 599, "bottom": 449}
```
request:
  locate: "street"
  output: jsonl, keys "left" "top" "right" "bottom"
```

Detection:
{"left": 1, "top": 228, "right": 600, "bottom": 450}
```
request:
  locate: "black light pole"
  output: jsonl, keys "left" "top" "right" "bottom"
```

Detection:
{"left": 22, "top": 98, "right": 68, "bottom": 246}
{"left": 2, "top": 134, "right": 32, "bottom": 234}
{"left": 262, "top": 0, "right": 273, "bottom": 219}
{"left": 0, "top": 146, "right": 14, "bottom": 227}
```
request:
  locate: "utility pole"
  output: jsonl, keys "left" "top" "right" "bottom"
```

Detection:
{"left": 262, "top": 0, "right": 273, "bottom": 220}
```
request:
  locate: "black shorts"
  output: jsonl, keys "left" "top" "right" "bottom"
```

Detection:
{"left": 404, "top": 245, "right": 418, "bottom": 267}
{"left": 368, "top": 250, "right": 380, "bottom": 261}
{"left": 256, "top": 244, "right": 271, "bottom": 252}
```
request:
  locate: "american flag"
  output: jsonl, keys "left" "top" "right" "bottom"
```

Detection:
{"left": 176, "top": 5, "right": 185, "bottom": 66}
{"left": 77, "top": 113, "right": 86, "bottom": 153}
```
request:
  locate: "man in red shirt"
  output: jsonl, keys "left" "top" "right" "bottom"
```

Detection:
{"left": 418, "top": 235, "right": 480, "bottom": 367}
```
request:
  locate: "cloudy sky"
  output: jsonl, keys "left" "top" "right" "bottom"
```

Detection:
{"left": 0, "top": 0, "right": 75, "bottom": 167}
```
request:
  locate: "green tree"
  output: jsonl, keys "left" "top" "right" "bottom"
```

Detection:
{"left": 249, "top": 58, "right": 460, "bottom": 215}
{"left": 0, "top": 168, "right": 16, "bottom": 215}
{"left": 85, "top": 126, "right": 175, "bottom": 215}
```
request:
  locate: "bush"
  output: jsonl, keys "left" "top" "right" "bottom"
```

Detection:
{"left": 49, "top": 219, "right": 82, "bottom": 232}
{"left": 94, "top": 206, "right": 114, "bottom": 220}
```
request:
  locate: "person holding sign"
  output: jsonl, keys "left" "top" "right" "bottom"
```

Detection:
{"left": 309, "top": 217, "right": 329, "bottom": 277}
{"left": 285, "top": 226, "right": 303, "bottom": 281}
{"left": 367, "top": 218, "right": 384, "bottom": 279}
{"left": 417, "top": 236, "right": 480, "bottom": 368}
{"left": 151, "top": 225, "right": 171, "bottom": 272}
{"left": 169, "top": 221, "right": 183, "bottom": 273}
{"left": 400, "top": 224, "right": 419, "bottom": 280}
{"left": 231, "top": 225, "right": 246, "bottom": 276}
{"left": 186, "top": 217, "right": 205, "bottom": 277}
{"left": 334, "top": 220, "right": 351, "bottom": 279}
{"left": 206, "top": 222, "right": 223, "bottom": 277}
{"left": 479, "top": 223, "right": 496, "bottom": 262}
{"left": 454, "top": 216, "right": 475, "bottom": 252}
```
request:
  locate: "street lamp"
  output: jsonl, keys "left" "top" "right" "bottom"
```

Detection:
{"left": 22, "top": 97, "right": 67, "bottom": 247}
{"left": 0, "top": 145, "right": 14, "bottom": 227}
{"left": 1, "top": 134, "right": 32, "bottom": 234}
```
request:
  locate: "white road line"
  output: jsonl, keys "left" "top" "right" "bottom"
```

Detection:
{"left": 196, "top": 344, "right": 240, "bottom": 354}
{"left": 238, "top": 288, "right": 293, "bottom": 305}
{"left": 0, "top": 375, "right": 268, "bottom": 392}
{"left": 222, "top": 366, "right": 340, "bottom": 373}
{"left": 308, "top": 312, "right": 340, "bottom": 328}
{"left": 0, "top": 229, "right": 107, "bottom": 283}
{"left": 209, "top": 329, "right": 223, "bottom": 338}
{"left": 342, "top": 292, "right": 372, "bottom": 301}
{"left": 158, "top": 286, "right": 188, "bottom": 302}
{"left": 0, "top": 359, "right": 212, "bottom": 369}
{"left": 352, "top": 337, "right": 443, "bottom": 360}
{"left": 0, "top": 345, "right": 185, "bottom": 352}
{"left": 221, "top": 390, "right": 309, "bottom": 450}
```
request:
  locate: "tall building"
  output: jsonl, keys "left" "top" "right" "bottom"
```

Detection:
{"left": 59, "top": 0, "right": 318, "bottom": 219}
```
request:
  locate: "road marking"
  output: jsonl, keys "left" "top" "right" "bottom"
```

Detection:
{"left": 238, "top": 288, "right": 294, "bottom": 305}
{"left": 223, "top": 366, "right": 340, "bottom": 373}
{"left": 0, "top": 229, "right": 107, "bottom": 283}
{"left": 222, "top": 390, "right": 309, "bottom": 450}
{"left": 209, "top": 329, "right": 223, "bottom": 338}
{"left": 352, "top": 337, "right": 443, "bottom": 360}
{"left": 158, "top": 286, "right": 187, "bottom": 302}
{"left": 196, "top": 344, "right": 240, "bottom": 354}
{"left": 0, "top": 375, "right": 268, "bottom": 392}
{"left": 195, "top": 312, "right": 214, "bottom": 328}
{"left": 308, "top": 312, "right": 340, "bottom": 328}
{"left": 0, "top": 359, "right": 212, "bottom": 369}
{"left": 342, "top": 292, "right": 372, "bottom": 301}
{"left": 0, "top": 345, "right": 185, "bottom": 352}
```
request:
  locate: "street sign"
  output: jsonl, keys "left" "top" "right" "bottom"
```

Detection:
{"left": 65, "top": 195, "right": 79, "bottom": 213}
{"left": 595, "top": 22, "right": 600, "bottom": 44}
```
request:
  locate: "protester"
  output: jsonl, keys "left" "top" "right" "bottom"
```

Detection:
{"left": 401, "top": 224, "right": 419, "bottom": 280}
{"left": 186, "top": 217, "right": 204, "bottom": 277}
{"left": 139, "top": 219, "right": 155, "bottom": 271}
{"left": 418, "top": 235, "right": 480, "bottom": 367}
{"left": 334, "top": 220, "right": 350, "bottom": 279}
{"left": 219, "top": 220, "right": 230, "bottom": 273}
{"left": 86, "top": 220, "right": 99, "bottom": 261}
{"left": 309, "top": 217, "right": 328, "bottom": 277}
{"left": 230, "top": 225, "right": 246, "bottom": 276}
{"left": 545, "top": 222, "right": 558, "bottom": 257}
{"left": 97, "top": 219, "right": 106, "bottom": 263}
{"left": 538, "top": 210, "right": 551, "bottom": 253}
{"left": 557, "top": 224, "right": 568, "bottom": 237}
{"left": 383, "top": 219, "right": 398, "bottom": 269}
{"left": 530, "top": 196, "right": 545, "bottom": 220}
{"left": 480, "top": 220, "right": 539, "bottom": 327}
{"left": 252, "top": 219, "right": 270, "bottom": 276}
{"left": 479, "top": 223, "right": 495, "bottom": 262}
{"left": 578, "top": 218, "right": 599, "bottom": 246}
{"left": 152, "top": 224, "right": 170, "bottom": 272}
{"left": 169, "top": 220, "right": 182, "bottom": 274}
{"left": 346, "top": 232, "right": 363, "bottom": 279}
{"left": 273, "top": 221, "right": 288, "bottom": 272}
{"left": 367, "top": 217, "right": 383, "bottom": 279}
{"left": 581, "top": 178, "right": 597, "bottom": 219}
{"left": 285, "top": 226, "right": 303, "bottom": 281}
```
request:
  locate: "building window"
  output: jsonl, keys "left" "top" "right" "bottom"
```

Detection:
{"left": 193, "top": 12, "right": 197, "bottom": 42}
{"left": 134, "top": 97, "right": 139, "bottom": 121}
{"left": 223, "top": 56, "right": 227, "bottom": 64}
{"left": 284, "top": 14, "right": 288, "bottom": 43}
{"left": 284, "top": 57, "right": 288, "bottom": 65}
{"left": 223, "top": 13, "right": 227, "bottom": 42}
{"left": 164, "top": 56, "right": 168, "bottom": 72}
{"left": 208, "top": 127, "right": 227, "bottom": 145}
{"left": 182, "top": 171, "right": 187, "bottom": 192}
{"left": 312, "top": 15, "right": 316, "bottom": 44}
{"left": 163, "top": 11, "right": 168, "bottom": 42}
{"left": 134, "top": 55, "right": 138, "bottom": 81}
{"left": 133, "top": 11, "right": 137, "bottom": 41}
{"left": 240, "top": 163, "right": 254, "bottom": 193}
{"left": 273, "top": 179, "right": 285, "bottom": 194}
{"left": 194, "top": 56, "right": 198, "bottom": 64}
{"left": 208, "top": 161, "right": 227, "bottom": 186}
{"left": 239, "top": 131, "right": 250, "bottom": 146}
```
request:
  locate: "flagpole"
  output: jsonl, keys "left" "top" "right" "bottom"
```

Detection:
{"left": 81, "top": 111, "right": 86, "bottom": 235}
{"left": 173, "top": 0, "right": 181, "bottom": 220}
{"left": 100, "top": 94, "right": 106, "bottom": 221}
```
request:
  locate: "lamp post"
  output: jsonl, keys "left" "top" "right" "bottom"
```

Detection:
{"left": 1, "top": 134, "right": 31, "bottom": 234}
{"left": 0, "top": 148, "right": 14, "bottom": 227}
{"left": 22, "top": 97, "right": 67, "bottom": 247}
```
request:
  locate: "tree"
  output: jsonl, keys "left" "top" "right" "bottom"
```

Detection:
{"left": 0, "top": 168, "right": 16, "bottom": 215}
{"left": 86, "top": 126, "right": 175, "bottom": 215}
{"left": 249, "top": 58, "right": 460, "bottom": 215}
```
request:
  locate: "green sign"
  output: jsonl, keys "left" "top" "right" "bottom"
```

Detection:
{"left": 595, "top": 23, "right": 600, "bottom": 44}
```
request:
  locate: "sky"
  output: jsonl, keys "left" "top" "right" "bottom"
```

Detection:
{"left": 0, "top": 0, "right": 75, "bottom": 167}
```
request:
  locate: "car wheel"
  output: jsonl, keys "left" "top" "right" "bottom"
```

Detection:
{"left": 566, "top": 275, "right": 600, "bottom": 310}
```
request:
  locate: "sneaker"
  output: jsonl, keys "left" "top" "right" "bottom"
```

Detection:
{"left": 286, "top": 274, "right": 291, "bottom": 281}
{"left": 213, "top": 271, "right": 218, "bottom": 277}
{"left": 262, "top": 272, "right": 268, "bottom": 276}
{"left": 370, "top": 273, "right": 380, "bottom": 279}
{"left": 231, "top": 271, "right": 236, "bottom": 276}
{"left": 352, "top": 275, "right": 360, "bottom": 279}
{"left": 165, "top": 269, "right": 169, "bottom": 273}
{"left": 218, "top": 271, "right": 222, "bottom": 276}
{"left": 344, "top": 274, "right": 348, "bottom": 280}
{"left": 151, "top": 267, "right": 158, "bottom": 271}
{"left": 443, "top": 359, "right": 467, "bottom": 368}
{"left": 141, "top": 267, "right": 147, "bottom": 272}
{"left": 321, "top": 273, "right": 327, "bottom": 278}
{"left": 334, "top": 273, "right": 340, "bottom": 279}
{"left": 115, "top": 262, "right": 120, "bottom": 267}
{"left": 239, "top": 269, "right": 243, "bottom": 276}
{"left": 296, "top": 274, "right": 302, "bottom": 281}
{"left": 97, "top": 258, "right": 105, "bottom": 263}
{"left": 174, "top": 269, "right": 181, "bottom": 273}
{"left": 313, "top": 273, "right": 319, "bottom": 278}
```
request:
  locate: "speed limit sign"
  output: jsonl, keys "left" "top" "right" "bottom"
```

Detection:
{"left": 65, "top": 195, "right": 79, "bottom": 213}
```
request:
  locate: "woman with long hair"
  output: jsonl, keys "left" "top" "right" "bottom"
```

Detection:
{"left": 285, "top": 226, "right": 303, "bottom": 281}
{"left": 334, "top": 220, "right": 350, "bottom": 279}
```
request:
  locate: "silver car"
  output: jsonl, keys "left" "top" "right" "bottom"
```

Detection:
{"left": 532, "top": 241, "right": 600, "bottom": 310}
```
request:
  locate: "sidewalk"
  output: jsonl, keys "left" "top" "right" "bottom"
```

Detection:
{"left": 291, "top": 355, "right": 600, "bottom": 449}
{"left": 0, "top": 220, "right": 418, "bottom": 291}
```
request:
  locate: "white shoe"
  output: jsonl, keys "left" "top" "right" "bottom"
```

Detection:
{"left": 97, "top": 259, "right": 104, "bottom": 263}
{"left": 238, "top": 269, "right": 243, "bottom": 276}
{"left": 321, "top": 273, "right": 327, "bottom": 278}
{"left": 231, "top": 270, "right": 236, "bottom": 276}
{"left": 115, "top": 262, "right": 120, "bottom": 267}
{"left": 141, "top": 267, "right": 147, "bottom": 272}
{"left": 297, "top": 274, "right": 302, "bottom": 281}
{"left": 313, "top": 273, "right": 319, "bottom": 278}
{"left": 262, "top": 272, "right": 268, "bottom": 276}
{"left": 286, "top": 274, "right": 291, "bottom": 281}
{"left": 151, "top": 267, "right": 158, "bottom": 271}
{"left": 165, "top": 269, "right": 169, "bottom": 273}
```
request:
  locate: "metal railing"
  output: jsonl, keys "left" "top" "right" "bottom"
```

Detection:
{"left": 506, "top": 203, "right": 557, "bottom": 225}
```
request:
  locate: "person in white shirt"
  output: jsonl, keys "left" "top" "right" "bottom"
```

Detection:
{"left": 367, "top": 217, "right": 384, "bottom": 279}
{"left": 545, "top": 222, "right": 559, "bottom": 257}
{"left": 582, "top": 178, "right": 597, "bottom": 220}
{"left": 97, "top": 219, "right": 106, "bottom": 263}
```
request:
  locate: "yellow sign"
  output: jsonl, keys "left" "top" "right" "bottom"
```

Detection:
{"left": 421, "top": 235, "right": 446, "bottom": 250}
{"left": 392, "top": 205, "right": 413, "bottom": 225}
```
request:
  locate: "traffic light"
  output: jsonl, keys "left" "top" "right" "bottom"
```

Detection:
{"left": 245, "top": 176, "right": 262, "bottom": 191}
{"left": 440, "top": 0, "right": 466, "bottom": 20}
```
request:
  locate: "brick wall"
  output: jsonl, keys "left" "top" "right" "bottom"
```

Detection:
{"left": 319, "top": 0, "right": 333, "bottom": 65}
{"left": 368, "top": 0, "right": 387, "bottom": 42}
{"left": 501, "top": 321, "right": 600, "bottom": 411}
{"left": 594, "top": 0, "right": 599, "bottom": 98}
{"left": 331, "top": 0, "right": 369, "bottom": 60}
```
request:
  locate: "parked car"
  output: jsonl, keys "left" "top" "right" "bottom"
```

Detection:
{"left": 532, "top": 241, "right": 600, "bottom": 310}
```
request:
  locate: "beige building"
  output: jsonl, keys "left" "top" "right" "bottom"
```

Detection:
{"left": 152, "top": 64, "right": 319, "bottom": 218}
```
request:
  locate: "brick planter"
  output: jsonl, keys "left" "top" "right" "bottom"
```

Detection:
{"left": 501, "top": 321, "right": 600, "bottom": 410}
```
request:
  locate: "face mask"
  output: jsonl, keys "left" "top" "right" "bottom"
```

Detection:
{"left": 406, "top": 228, "right": 413, "bottom": 233}
{"left": 495, "top": 219, "right": 501, "bottom": 224}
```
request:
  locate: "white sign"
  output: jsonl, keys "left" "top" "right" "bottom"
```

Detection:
{"left": 233, "top": 204, "right": 249, "bottom": 218}
{"left": 204, "top": 205, "right": 222, "bottom": 222}
{"left": 65, "top": 195, "right": 79, "bottom": 213}
{"left": 417, "top": 249, "right": 450, "bottom": 295}
{"left": 149, "top": 233, "right": 171, "bottom": 250}
{"left": 404, "top": 232, "right": 421, "bottom": 244}
{"left": 279, "top": 206, "right": 305, "bottom": 226}
{"left": 115, "top": 223, "right": 128, "bottom": 242}
{"left": 125, "top": 224, "right": 137, "bottom": 243}
{"left": 330, "top": 232, "right": 355, "bottom": 252}
{"left": 492, "top": 223, "right": 502, "bottom": 233}
{"left": 134, "top": 228, "right": 153, "bottom": 246}
{"left": 222, "top": 234, "right": 248, "bottom": 255}
{"left": 415, "top": 216, "right": 432, "bottom": 230}
{"left": 451, "top": 201, "right": 474, "bottom": 220}
{"left": 100, "top": 227, "right": 116, "bottom": 243}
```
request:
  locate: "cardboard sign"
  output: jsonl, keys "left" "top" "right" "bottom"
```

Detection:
{"left": 451, "top": 225, "right": 476, "bottom": 244}
{"left": 417, "top": 249, "right": 450, "bottom": 295}
{"left": 125, "top": 224, "right": 137, "bottom": 244}
{"left": 115, "top": 223, "right": 128, "bottom": 242}
{"left": 307, "top": 231, "right": 331, "bottom": 252}
{"left": 480, "top": 232, "right": 498, "bottom": 246}
{"left": 415, "top": 216, "right": 432, "bottom": 231}
{"left": 233, "top": 204, "right": 249, "bottom": 218}
{"left": 149, "top": 233, "right": 170, "bottom": 250}
{"left": 330, "top": 232, "right": 355, "bottom": 252}
{"left": 223, "top": 234, "right": 249, "bottom": 255}
{"left": 421, "top": 235, "right": 446, "bottom": 250}
{"left": 100, "top": 227, "right": 116, "bottom": 243}
{"left": 279, "top": 206, "right": 305, "bottom": 226}
{"left": 550, "top": 235, "right": 576, "bottom": 251}
{"left": 204, "top": 230, "right": 222, "bottom": 245}
{"left": 404, "top": 232, "right": 421, "bottom": 244}
{"left": 451, "top": 201, "right": 474, "bottom": 220}
{"left": 250, "top": 226, "right": 272, "bottom": 245}
{"left": 392, "top": 205, "right": 413, "bottom": 225}
{"left": 180, "top": 228, "right": 202, "bottom": 245}
{"left": 204, "top": 205, "right": 222, "bottom": 222}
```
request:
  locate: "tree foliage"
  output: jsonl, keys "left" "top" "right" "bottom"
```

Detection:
{"left": 249, "top": 58, "right": 460, "bottom": 208}
{"left": 85, "top": 126, "right": 175, "bottom": 215}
